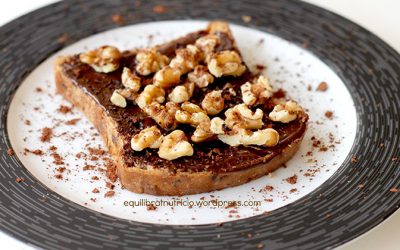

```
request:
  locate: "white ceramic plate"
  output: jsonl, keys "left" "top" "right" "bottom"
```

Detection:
{"left": 7, "top": 20, "right": 356, "bottom": 225}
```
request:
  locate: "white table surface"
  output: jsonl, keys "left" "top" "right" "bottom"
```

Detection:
{"left": 0, "top": 1, "right": 399, "bottom": 249}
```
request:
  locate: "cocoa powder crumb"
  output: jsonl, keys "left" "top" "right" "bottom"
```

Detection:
{"left": 88, "top": 147, "right": 105, "bottom": 156}
{"left": 49, "top": 145, "right": 57, "bottom": 151}
{"left": 91, "top": 176, "right": 99, "bottom": 180}
{"left": 24, "top": 148, "right": 44, "bottom": 155}
{"left": 307, "top": 85, "right": 312, "bottom": 91}
{"left": 147, "top": 204, "right": 157, "bottom": 210}
{"left": 257, "top": 243, "right": 265, "bottom": 249}
{"left": 7, "top": 148, "right": 14, "bottom": 156}
{"left": 57, "top": 33, "right": 69, "bottom": 44}
{"left": 16, "top": 177, "right": 25, "bottom": 183}
{"left": 261, "top": 185, "right": 274, "bottom": 192}
{"left": 65, "top": 118, "right": 80, "bottom": 125}
{"left": 106, "top": 182, "right": 115, "bottom": 190}
{"left": 153, "top": 5, "right": 167, "bottom": 13}
{"left": 111, "top": 14, "right": 125, "bottom": 25}
{"left": 241, "top": 15, "right": 252, "bottom": 23}
{"left": 35, "top": 87, "right": 43, "bottom": 92}
{"left": 285, "top": 174, "right": 298, "bottom": 184}
{"left": 51, "top": 152, "right": 64, "bottom": 165}
{"left": 83, "top": 165, "right": 96, "bottom": 171}
{"left": 55, "top": 174, "right": 63, "bottom": 179}
{"left": 92, "top": 188, "right": 100, "bottom": 193}
{"left": 24, "top": 120, "right": 31, "bottom": 125}
{"left": 58, "top": 105, "right": 72, "bottom": 114}
{"left": 351, "top": 156, "right": 358, "bottom": 163}
{"left": 289, "top": 188, "right": 298, "bottom": 193}
{"left": 316, "top": 82, "right": 328, "bottom": 92}
{"left": 40, "top": 127, "right": 52, "bottom": 142}
{"left": 57, "top": 167, "right": 66, "bottom": 173}
{"left": 325, "top": 111, "right": 333, "bottom": 119}
{"left": 390, "top": 188, "right": 398, "bottom": 193}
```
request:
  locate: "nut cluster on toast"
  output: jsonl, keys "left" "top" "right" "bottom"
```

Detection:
{"left": 79, "top": 32, "right": 305, "bottom": 161}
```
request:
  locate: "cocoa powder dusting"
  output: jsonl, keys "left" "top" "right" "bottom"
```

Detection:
{"left": 40, "top": 127, "right": 52, "bottom": 142}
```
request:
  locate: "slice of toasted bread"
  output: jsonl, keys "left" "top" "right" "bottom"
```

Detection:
{"left": 54, "top": 21, "right": 308, "bottom": 196}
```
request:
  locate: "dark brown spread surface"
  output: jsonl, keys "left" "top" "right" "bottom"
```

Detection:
{"left": 61, "top": 30, "right": 308, "bottom": 173}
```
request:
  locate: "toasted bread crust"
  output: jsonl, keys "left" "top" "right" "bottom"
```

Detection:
{"left": 54, "top": 21, "right": 306, "bottom": 196}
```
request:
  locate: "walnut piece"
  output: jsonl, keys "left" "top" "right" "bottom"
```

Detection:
{"left": 191, "top": 120, "right": 214, "bottom": 143}
{"left": 80, "top": 46, "right": 121, "bottom": 73}
{"left": 218, "top": 128, "right": 279, "bottom": 147}
{"left": 241, "top": 75, "right": 273, "bottom": 106}
{"left": 168, "top": 82, "right": 194, "bottom": 104}
{"left": 154, "top": 66, "right": 182, "bottom": 88}
{"left": 210, "top": 117, "right": 225, "bottom": 135}
{"left": 135, "top": 84, "right": 165, "bottom": 109}
{"left": 207, "top": 50, "right": 246, "bottom": 77}
{"left": 195, "top": 35, "right": 220, "bottom": 55}
{"left": 187, "top": 65, "right": 214, "bottom": 88}
{"left": 131, "top": 126, "right": 163, "bottom": 151}
{"left": 175, "top": 102, "right": 209, "bottom": 126}
{"left": 110, "top": 90, "right": 127, "bottom": 108}
{"left": 269, "top": 100, "right": 303, "bottom": 123}
{"left": 116, "top": 88, "right": 138, "bottom": 101}
{"left": 144, "top": 102, "right": 179, "bottom": 130}
{"left": 170, "top": 45, "right": 203, "bottom": 74}
{"left": 225, "top": 104, "right": 263, "bottom": 130}
{"left": 158, "top": 130, "right": 194, "bottom": 160}
{"left": 121, "top": 67, "right": 141, "bottom": 92}
{"left": 135, "top": 49, "right": 169, "bottom": 76}
{"left": 201, "top": 90, "right": 224, "bottom": 115}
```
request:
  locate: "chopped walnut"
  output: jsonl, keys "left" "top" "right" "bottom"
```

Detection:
{"left": 218, "top": 128, "right": 279, "bottom": 147}
{"left": 170, "top": 45, "right": 203, "bottom": 74}
{"left": 201, "top": 90, "right": 224, "bottom": 115}
{"left": 269, "top": 100, "right": 303, "bottom": 123}
{"left": 116, "top": 88, "right": 138, "bottom": 101}
{"left": 191, "top": 120, "right": 214, "bottom": 143}
{"left": 135, "top": 84, "right": 165, "bottom": 109}
{"left": 175, "top": 102, "right": 209, "bottom": 126}
{"left": 187, "top": 65, "right": 214, "bottom": 88}
{"left": 110, "top": 90, "right": 127, "bottom": 108}
{"left": 225, "top": 104, "right": 263, "bottom": 130}
{"left": 158, "top": 130, "right": 194, "bottom": 160}
{"left": 80, "top": 46, "right": 121, "bottom": 73}
{"left": 195, "top": 35, "right": 220, "bottom": 56}
{"left": 168, "top": 82, "right": 194, "bottom": 104}
{"left": 210, "top": 117, "right": 225, "bottom": 134}
{"left": 154, "top": 66, "right": 182, "bottom": 88}
{"left": 131, "top": 126, "right": 163, "bottom": 151}
{"left": 121, "top": 67, "right": 141, "bottom": 92}
{"left": 207, "top": 50, "right": 246, "bottom": 77}
{"left": 135, "top": 49, "right": 169, "bottom": 76}
{"left": 144, "top": 102, "right": 180, "bottom": 130}
{"left": 241, "top": 75, "right": 273, "bottom": 106}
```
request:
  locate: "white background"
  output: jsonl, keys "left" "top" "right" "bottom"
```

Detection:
{"left": 0, "top": 0, "right": 399, "bottom": 249}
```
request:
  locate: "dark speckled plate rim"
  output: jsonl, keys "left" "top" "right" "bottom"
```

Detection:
{"left": 0, "top": 0, "right": 399, "bottom": 249}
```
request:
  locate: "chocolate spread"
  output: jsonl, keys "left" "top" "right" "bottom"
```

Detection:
{"left": 61, "top": 30, "right": 308, "bottom": 173}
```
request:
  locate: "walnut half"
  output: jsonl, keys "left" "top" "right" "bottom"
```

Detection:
{"left": 80, "top": 46, "right": 121, "bottom": 73}
{"left": 218, "top": 128, "right": 279, "bottom": 147}
{"left": 131, "top": 126, "right": 163, "bottom": 151}
{"left": 207, "top": 50, "right": 246, "bottom": 77}
{"left": 269, "top": 100, "right": 303, "bottom": 123}
{"left": 241, "top": 75, "right": 273, "bottom": 106}
{"left": 158, "top": 130, "right": 194, "bottom": 160}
